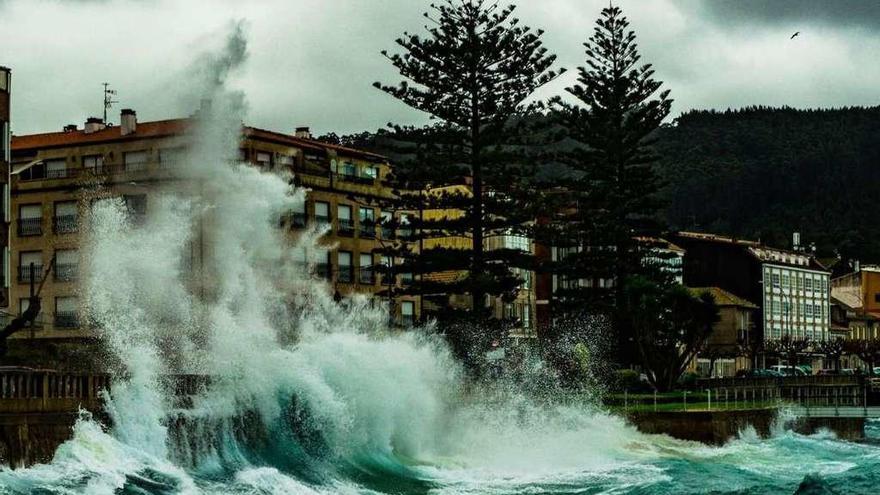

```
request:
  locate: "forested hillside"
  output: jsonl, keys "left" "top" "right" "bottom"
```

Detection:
{"left": 655, "top": 106, "right": 880, "bottom": 265}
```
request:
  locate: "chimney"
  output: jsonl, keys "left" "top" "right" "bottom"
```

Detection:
{"left": 83, "top": 117, "right": 106, "bottom": 134}
{"left": 120, "top": 108, "right": 137, "bottom": 136}
{"left": 63, "top": 124, "right": 77, "bottom": 133}
{"left": 295, "top": 126, "right": 311, "bottom": 139}
{"left": 792, "top": 232, "right": 801, "bottom": 252}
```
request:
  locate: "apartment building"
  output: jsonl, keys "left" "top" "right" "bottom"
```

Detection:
{"left": 0, "top": 66, "right": 11, "bottom": 311}
{"left": 672, "top": 232, "right": 832, "bottom": 345}
{"left": 9, "top": 111, "right": 419, "bottom": 343}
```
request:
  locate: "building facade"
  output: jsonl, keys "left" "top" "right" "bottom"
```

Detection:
{"left": 688, "top": 286, "right": 757, "bottom": 377}
{"left": 8, "top": 111, "right": 419, "bottom": 347}
{"left": 672, "top": 232, "right": 832, "bottom": 346}
{"left": 0, "top": 66, "right": 11, "bottom": 311}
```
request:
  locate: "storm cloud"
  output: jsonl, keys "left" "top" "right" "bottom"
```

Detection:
{"left": 0, "top": 0, "right": 877, "bottom": 137}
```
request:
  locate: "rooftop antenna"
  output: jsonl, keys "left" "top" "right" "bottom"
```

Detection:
{"left": 102, "top": 82, "right": 118, "bottom": 124}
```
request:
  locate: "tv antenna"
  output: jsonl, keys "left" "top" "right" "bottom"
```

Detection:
{"left": 102, "top": 82, "right": 118, "bottom": 124}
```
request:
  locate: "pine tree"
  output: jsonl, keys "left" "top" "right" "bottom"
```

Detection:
{"left": 549, "top": 6, "right": 671, "bottom": 362}
{"left": 375, "top": 0, "right": 563, "bottom": 334}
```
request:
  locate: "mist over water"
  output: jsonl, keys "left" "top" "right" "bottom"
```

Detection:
{"left": 1, "top": 26, "right": 880, "bottom": 495}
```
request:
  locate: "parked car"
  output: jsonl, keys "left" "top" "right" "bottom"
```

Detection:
{"left": 735, "top": 368, "right": 783, "bottom": 378}
{"left": 770, "top": 365, "right": 807, "bottom": 376}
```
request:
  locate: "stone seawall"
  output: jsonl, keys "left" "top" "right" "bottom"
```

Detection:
{"left": 627, "top": 409, "right": 865, "bottom": 444}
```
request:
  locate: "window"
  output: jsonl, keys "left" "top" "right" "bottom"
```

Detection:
{"left": 159, "top": 147, "right": 185, "bottom": 168}
{"left": 814, "top": 303, "right": 821, "bottom": 318}
{"left": 290, "top": 201, "right": 306, "bottom": 228}
{"left": 805, "top": 278, "right": 813, "bottom": 291}
{"left": 771, "top": 273, "right": 780, "bottom": 288}
{"left": 277, "top": 154, "right": 295, "bottom": 167}
{"left": 337, "top": 205, "right": 353, "bottom": 236}
{"left": 18, "top": 204, "right": 42, "bottom": 236}
{"left": 337, "top": 251, "right": 353, "bottom": 283}
{"left": 401, "top": 301, "right": 415, "bottom": 326}
{"left": 55, "top": 249, "right": 78, "bottom": 282}
{"left": 359, "top": 207, "right": 375, "bottom": 238}
{"left": 314, "top": 201, "right": 330, "bottom": 228}
{"left": 20, "top": 161, "right": 46, "bottom": 180}
{"left": 0, "top": 70, "right": 7, "bottom": 92}
{"left": 256, "top": 151, "right": 272, "bottom": 168}
{"left": 45, "top": 158, "right": 67, "bottom": 179}
{"left": 359, "top": 253, "right": 374, "bottom": 284}
{"left": 124, "top": 194, "right": 147, "bottom": 224}
{"left": 53, "top": 201, "right": 77, "bottom": 234}
{"left": 18, "top": 251, "right": 42, "bottom": 283}
{"left": 772, "top": 300, "right": 780, "bottom": 315}
{"left": 399, "top": 213, "right": 413, "bottom": 240}
{"left": 124, "top": 150, "right": 149, "bottom": 171}
{"left": 341, "top": 162, "right": 357, "bottom": 176}
{"left": 83, "top": 154, "right": 104, "bottom": 172}
{"left": 54, "top": 296, "right": 78, "bottom": 328}
{"left": 875, "top": 293, "right": 880, "bottom": 303}
{"left": 18, "top": 298, "right": 37, "bottom": 327}
{"left": 380, "top": 255, "right": 393, "bottom": 283}
{"left": 364, "top": 166, "right": 378, "bottom": 179}
{"left": 380, "top": 211, "right": 394, "bottom": 239}
{"left": 782, "top": 274, "right": 790, "bottom": 288}
{"left": 315, "top": 251, "right": 331, "bottom": 279}
{"left": 805, "top": 303, "right": 813, "bottom": 318}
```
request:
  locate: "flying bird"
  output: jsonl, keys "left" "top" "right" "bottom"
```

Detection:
{"left": 790, "top": 31, "right": 800, "bottom": 40}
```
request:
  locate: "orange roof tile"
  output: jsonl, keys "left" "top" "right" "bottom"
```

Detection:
{"left": 12, "top": 119, "right": 190, "bottom": 151}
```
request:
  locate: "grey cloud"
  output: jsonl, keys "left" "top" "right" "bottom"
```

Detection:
{"left": 697, "top": 0, "right": 880, "bottom": 29}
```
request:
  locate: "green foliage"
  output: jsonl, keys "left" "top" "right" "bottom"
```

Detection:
{"left": 622, "top": 277, "right": 719, "bottom": 392}
{"left": 656, "top": 106, "right": 880, "bottom": 264}
{"left": 375, "top": 0, "right": 564, "bottom": 322}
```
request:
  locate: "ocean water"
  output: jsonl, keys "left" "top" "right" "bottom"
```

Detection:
{"left": 2, "top": 27, "right": 877, "bottom": 495}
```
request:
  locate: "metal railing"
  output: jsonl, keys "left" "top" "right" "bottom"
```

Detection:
{"left": 54, "top": 263, "right": 78, "bottom": 282}
{"left": 335, "top": 173, "right": 375, "bottom": 186}
{"left": 337, "top": 219, "right": 354, "bottom": 237}
{"left": 360, "top": 221, "right": 376, "bottom": 239}
{"left": 314, "top": 263, "right": 331, "bottom": 279}
{"left": 17, "top": 265, "right": 43, "bottom": 283}
{"left": 359, "top": 267, "right": 374, "bottom": 285}
{"left": 54, "top": 312, "right": 78, "bottom": 328}
{"left": 290, "top": 212, "right": 307, "bottom": 229}
{"left": 17, "top": 218, "right": 42, "bottom": 236}
{"left": 337, "top": 267, "right": 353, "bottom": 283}
{"left": 53, "top": 215, "right": 78, "bottom": 234}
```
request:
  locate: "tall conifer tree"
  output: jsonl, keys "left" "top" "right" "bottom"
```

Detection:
{"left": 550, "top": 6, "right": 671, "bottom": 361}
{"left": 375, "top": 1, "right": 563, "bottom": 332}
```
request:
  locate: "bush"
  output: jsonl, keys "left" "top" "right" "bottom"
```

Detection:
{"left": 613, "top": 369, "right": 644, "bottom": 392}
{"left": 677, "top": 371, "right": 700, "bottom": 390}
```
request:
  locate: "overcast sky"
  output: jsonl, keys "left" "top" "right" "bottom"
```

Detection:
{"left": 1, "top": 0, "right": 878, "bottom": 137}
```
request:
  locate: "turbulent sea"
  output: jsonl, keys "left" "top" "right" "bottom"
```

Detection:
{"left": 3, "top": 27, "right": 877, "bottom": 495}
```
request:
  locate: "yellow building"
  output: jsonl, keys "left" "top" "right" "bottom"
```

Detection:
{"left": 419, "top": 184, "right": 536, "bottom": 338}
{"left": 8, "top": 110, "right": 419, "bottom": 353}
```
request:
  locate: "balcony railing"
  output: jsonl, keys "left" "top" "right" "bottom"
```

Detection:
{"left": 359, "top": 267, "right": 375, "bottom": 285}
{"left": 290, "top": 212, "right": 307, "bottom": 229}
{"left": 381, "top": 226, "right": 395, "bottom": 239}
{"left": 18, "top": 265, "right": 43, "bottom": 284}
{"left": 337, "top": 267, "right": 353, "bottom": 283}
{"left": 53, "top": 215, "right": 78, "bottom": 234}
{"left": 335, "top": 173, "right": 376, "bottom": 186}
{"left": 17, "top": 218, "right": 42, "bottom": 236}
{"left": 55, "top": 263, "right": 78, "bottom": 282}
{"left": 54, "top": 312, "right": 78, "bottom": 329}
{"left": 314, "top": 215, "right": 331, "bottom": 230}
{"left": 46, "top": 169, "right": 70, "bottom": 179}
{"left": 337, "top": 219, "right": 354, "bottom": 237}
{"left": 314, "top": 263, "right": 331, "bottom": 279}
{"left": 360, "top": 221, "right": 376, "bottom": 239}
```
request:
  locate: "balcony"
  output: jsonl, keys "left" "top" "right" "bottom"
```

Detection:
{"left": 18, "top": 265, "right": 43, "bottom": 284}
{"left": 46, "top": 168, "right": 71, "bottom": 179}
{"left": 53, "top": 215, "right": 78, "bottom": 234}
{"left": 55, "top": 263, "right": 78, "bottom": 282}
{"left": 17, "top": 218, "right": 42, "bottom": 237}
{"left": 54, "top": 312, "right": 79, "bottom": 329}
{"left": 360, "top": 221, "right": 376, "bottom": 239}
{"left": 290, "top": 212, "right": 307, "bottom": 229}
{"left": 337, "top": 267, "right": 353, "bottom": 283}
{"left": 337, "top": 219, "right": 354, "bottom": 237}
{"left": 359, "top": 267, "right": 375, "bottom": 285}
{"left": 314, "top": 263, "right": 331, "bottom": 279}
{"left": 314, "top": 215, "right": 331, "bottom": 230}
{"left": 335, "top": 173, "right": 376, "bottom": 186}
